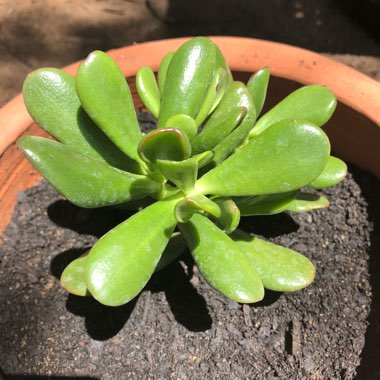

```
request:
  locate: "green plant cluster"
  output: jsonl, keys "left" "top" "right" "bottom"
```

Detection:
{"left": 18, "top": 37, "right": 347, "bottom": 306}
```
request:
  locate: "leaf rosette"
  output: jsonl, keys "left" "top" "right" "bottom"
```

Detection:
{"left": 18, "top": 37, "right": 346, "bottom": 307}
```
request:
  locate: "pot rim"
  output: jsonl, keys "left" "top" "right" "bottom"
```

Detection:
{"left": 0, "top": 36, "right": 379, "bottom": 156}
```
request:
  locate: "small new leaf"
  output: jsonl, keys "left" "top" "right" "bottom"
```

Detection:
{"left": 210, "top": 197, "right": 241, "bottom": 234}
{"left": 194, "top": 67, "right": 228, "bottom": 126}
{"left": 157, "top": 157, "right": 198, "bottom": 193}
{"left": 136, "top": 66, "right": 161, "bottom": 118}
{"left": 138, "top": 128, "right": 191, "bottom": 168}
{"left": 158, "top": 51, "right": 174, "bottom": 94}
{"left": 246, "top": 67, "right": 270, "bottom": 116}
{"left": 192, "top": 106, "right": 247, "bottom": 155}
{"left": 175, "top": 194, "right": 221, "bottom": 223}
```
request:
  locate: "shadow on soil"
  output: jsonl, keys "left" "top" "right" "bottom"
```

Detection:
{"left": 50, "top": 240, "right": 212, "bottom": 339}
{"left": 47, "top": 191, "right": 302, "bottom": 340}
{"left": 47, "top": 200, "right": 131, "bottom": 238}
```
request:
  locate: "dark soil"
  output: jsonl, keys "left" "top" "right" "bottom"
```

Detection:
{"left": 0, "top": 157, "right": 379, "bottom": 379}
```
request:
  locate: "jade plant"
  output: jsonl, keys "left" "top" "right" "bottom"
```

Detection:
{"left": 18, "top": 37, "right": 347, "bottom": 307}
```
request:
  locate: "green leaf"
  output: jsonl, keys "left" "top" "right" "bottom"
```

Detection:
{"left": 23, "top": 68, "right": 140, "bottom": 172}
{"left": 114, "top": 197, "right": 154, "bottom": 211}
{"left": 138, "top": 128, "right": 191, "bottom": 168}
{"left": 196, "top": 119, "right": 330, "bottom": 196}
{"left": 309, "top": 156, "right": 347, "bottom": 189}
{"left": 157, "top": 157, "right": 198, "bottom": 193}
{"left": 85, "top": 196, "right": 179, "bottom": 306}
{"left": 286, "top": 193, "right": 329, "bottom": 212}
{"left": 246, "top": 67, "right": 270, "bottom": 116}
{"left": 194, "top": 150, "right": 215, "bottom": 168}
{"left": 214, "top": 44, "right": 233, "bottom": 84}
{"left": 179, "top": 214, "right": 264, "bottom": 303}
{"left": 164, "top": 114, "right": 198, "bottom": 140}
{"left": 235, "top": 192, "right": 329, "bottom": 215}
{"left": 60, "top": 251, "right": 90, "bottom": 297}
{"left": 191, "top": 107, "right": 247, "bottom": 155}
{"left": 194, "top": 67, "right": 228, "bottom": 126}
{"left": 76, "top": 51, "right": 142, "bottom": 161}
{"left": 231, "top": 229, "right": 316, "bottom": 292}
{"left": 158, "top": 37, "right": 216, "bottom": 128}
{"left": 210, "top": 197, "right": 240, "bottom": 234}
{"left": 250, "top": 85, "right": 337, "bottom": 137}
{"left": 175, "top": 194, "right": 221, "bottom": 223}
{"left": 18, "top": 136, "right": 161, "bottom": 207}
{"left": 234, "top": 192, "right": 297, "bottom": 216}
{"left": 210, "top": 108, "right": 254, "bottom": 166}
{"left": 193, "top": 81, "right": 255, "bottom": 155}
{"left": 158, "top": 51, "right": 174, "bottom": 94}
{"left": 155, "top": 232, "right": 187, "bottom": 272}
{"left": 136, "top": 66, "right": 161, "bottom": 119}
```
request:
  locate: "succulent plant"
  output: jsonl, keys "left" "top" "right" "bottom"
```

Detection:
{"left": 18, "top": 37, "right": 347, "bottom": 307}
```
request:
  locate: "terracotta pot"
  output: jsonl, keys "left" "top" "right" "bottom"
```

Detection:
{"left": 0, "top": 36, "right": 379, "bottom": 237}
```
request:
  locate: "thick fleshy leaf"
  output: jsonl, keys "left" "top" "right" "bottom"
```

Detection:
{"left": 192, "top": 107, "right": 247, "bottom": 155}
{"left": 235, "top": 192, "right": 329, "bottom": 215}
{"left": 155, "top": 232, "right": 187, "bottom": 272}
{"left": 194, "top": 82, "right": 255, "bottom": 154}
{"left": 231, "top": 229, "right": 316, "bottom": 291}
{"left": 309, "top": 156, "right": 347, "bottom": 189}
{"left": 158, "top": 51, "right": 174, "bottom": 94}
{"left": 287, "top": 193, "right": 329, "bottom": 212}
{"left": 175, "top": 194, "right": 221, "bottom": 223}
{"left": 210, "top": 108, "right": 254, "bottom": 165}
{"left": 85, "top": 196, "right": 179, "bottom": 306}
{"left": 164, "top": 114, "right": 198, "bottom": 140}
{"left": 210, "top": 197, "right": 240, "bottom": 234}
{"left": 214, "top": 44, "right": 233, "bottom": 84}
{"left": 155, "top": 183, "right": 181, "bottom": 200}
{"left": 76, "top": 51, "right": 142, "bottom": 161}
{"left": 138, "top": 128, "right": 191, "bottom": 167}
{"left": 196, "top": 120, "right": 330, "bottom": 196}
{"left": 136, "top": 66, "right": 161, "bottom": 118}
{"left": 158, "top": 37, "right": 216, "bottom": 128}
{"left": 114, "top": 197, "right": 154, "bottom": 211}
{"left": 61, "top": 251, "right": 90, "bottom": 297}
{"left": 179, "top": 214, "right": 264, "bottom": 303}
{"left": 18, "top": 136, "right": 161, "bottom": 207}
{"left": 234, "top": 192, "right": 297, "bottom": 216}
{"left": 194, "top": 67, "right": 228, "bottom": 126}
{"left": 157, "top": 157, "right": 198, "bottom": 193}
{"left": 250, "top": 85, "right": 337, "bottom": 137}
{"left": 246, "top": 67, "right": 270, "bottom": 116}
{"left": 23, "top": 68, "right": 139, "bottom": 172}
{"left": 194, "top": 151, "right": 215, "bottom": 168}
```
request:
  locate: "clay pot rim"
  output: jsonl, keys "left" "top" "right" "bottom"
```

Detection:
{"left": 0, "top": 35, "right": 379, "bottom": 156}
